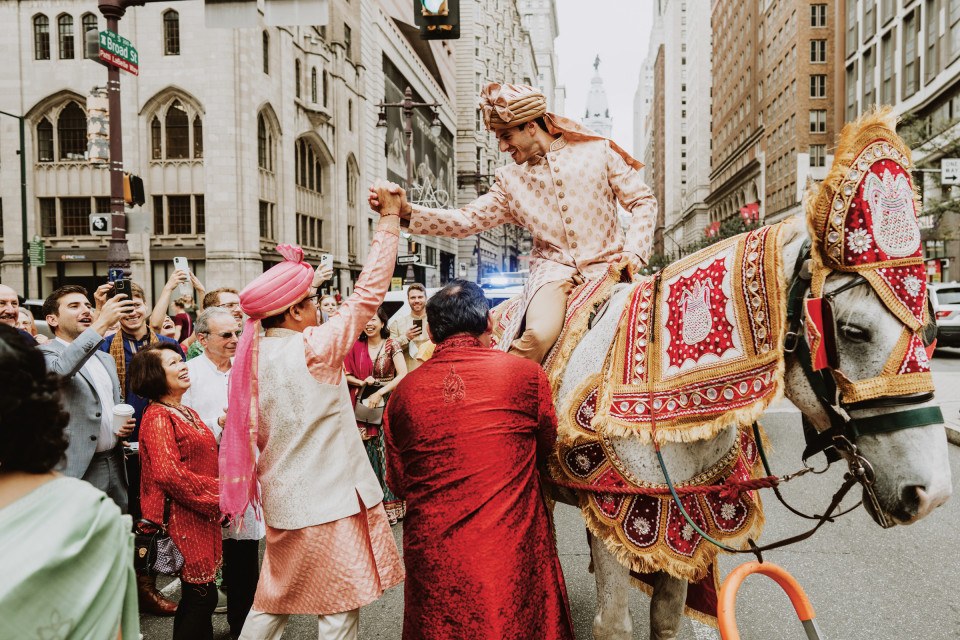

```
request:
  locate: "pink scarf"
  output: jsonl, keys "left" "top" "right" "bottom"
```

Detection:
{"left": 344, "top": 339, "right": 374, "bottom": 405}
{"left": 220, "top": 245, "right": 315, "bottom": 520}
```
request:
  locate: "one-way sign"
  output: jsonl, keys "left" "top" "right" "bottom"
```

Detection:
{"left": 397, "top": 255, "right": 418, "bottom": 265}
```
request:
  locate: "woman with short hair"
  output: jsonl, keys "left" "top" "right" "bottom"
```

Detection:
{"left": 131, "top": 342, "right": 222, "bottom": 640}
{"left": 0, "top": 324, "right": 138, "bottom": 639}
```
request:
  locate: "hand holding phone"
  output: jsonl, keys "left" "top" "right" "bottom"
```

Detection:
{"left": 113, "top": 278, "right": 132, "bottom": 300}
{"left": 173, "top": 257, "right": 191, "bottom": 296}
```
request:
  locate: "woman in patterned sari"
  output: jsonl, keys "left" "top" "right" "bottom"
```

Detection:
{"left": 345, "top": 306, "right": 408, "bottom": 524}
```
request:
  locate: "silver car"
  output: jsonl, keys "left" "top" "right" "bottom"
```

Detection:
{"left": 929, "top": 282, "right": 960, "bottom": 348}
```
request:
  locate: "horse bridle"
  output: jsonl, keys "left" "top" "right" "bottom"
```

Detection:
{"left": 782, "top": 240, "right": 943, "bottom": 528}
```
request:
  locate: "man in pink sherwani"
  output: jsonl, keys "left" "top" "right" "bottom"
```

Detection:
{"left": 370, "top": 83, "right": 658, "bottom": 363}
{"left": 221, "top": 183, "right": 405, "bottom": 640}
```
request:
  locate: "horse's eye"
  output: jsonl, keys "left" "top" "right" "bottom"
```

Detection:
{"left": 838, "top": 323, "right": 871, "bottom": 343}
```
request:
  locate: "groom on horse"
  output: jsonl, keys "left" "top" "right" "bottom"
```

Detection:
{"left": 369, "top": 82, "right": 658, "bottom": 363}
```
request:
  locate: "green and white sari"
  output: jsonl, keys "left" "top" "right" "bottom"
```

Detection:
{"left": 0, "top": 476, "right": 139, "bottom": 640}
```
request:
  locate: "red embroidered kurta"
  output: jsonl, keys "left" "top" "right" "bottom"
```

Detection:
{"left": 140, "top": 403, "right": 222, "bottom": 584}
{"left": 384, "top": 336, "right": 574, "bottom": 640}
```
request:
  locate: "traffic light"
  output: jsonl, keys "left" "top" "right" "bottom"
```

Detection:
{"left": 412, "top": 0, "right": 460, "bottom": 40}
{"left": 123, "top": 173, "right": 145, "bottom": 207}
{"left": 407, "top": 238, "right": 420, "bottom": 255}
{"left": 86, "top": 86, "right": 109, "bottom": 164}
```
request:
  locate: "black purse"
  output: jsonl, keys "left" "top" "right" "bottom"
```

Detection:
{"left": 134, "top": 497, "right": 184, "bottom": 576}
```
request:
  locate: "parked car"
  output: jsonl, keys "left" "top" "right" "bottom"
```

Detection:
{"left": 929, "top": 282, "right": 960, "bottom": 348}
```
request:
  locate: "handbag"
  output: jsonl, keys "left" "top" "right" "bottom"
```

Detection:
{"left": 134, "top": 497, "right": 184, "bottom": 577}
{"left": 354, "top": 382, "right": 386, "bottom": 427}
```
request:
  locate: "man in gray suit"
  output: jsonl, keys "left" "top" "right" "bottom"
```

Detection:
{"left": 39, "top": 285, "right": 136, "bottom": 510}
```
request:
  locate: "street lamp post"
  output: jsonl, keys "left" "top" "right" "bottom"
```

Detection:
{"left": 375, "top": 86, "right": 441, "bottom": 190}
{"left": 0, "top": 110, "right": 31, "bottom": 297}
{"left": 456, "top": 168, "right": 495, "bottom": 282}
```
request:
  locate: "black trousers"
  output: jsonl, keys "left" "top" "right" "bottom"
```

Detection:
{"left": 222, "top": 539, "right": 261, "bottom": 637}
{"left": 173, "top": 581, "right": 217, "bottom": 640}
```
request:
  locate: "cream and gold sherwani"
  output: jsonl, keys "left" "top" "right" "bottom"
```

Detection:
{"left": 409, "top": 135, "right": 657, "bottom": 350}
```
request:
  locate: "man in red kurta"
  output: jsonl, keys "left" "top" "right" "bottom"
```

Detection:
{"left": 384, "top": 281, "right": 573, "bottom": 640}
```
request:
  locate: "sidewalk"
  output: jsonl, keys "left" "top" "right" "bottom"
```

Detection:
{"left": 933, "top": 372, "right": 960, "bottom": 447}
{"left": 766, "top": 371, "right": 959, "bottom": 446}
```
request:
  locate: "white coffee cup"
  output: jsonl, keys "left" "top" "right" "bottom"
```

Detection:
{"left": 113, "top": 403, "right": 135, "bottom": 435}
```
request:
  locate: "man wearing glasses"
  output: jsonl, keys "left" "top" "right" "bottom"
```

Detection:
{"left": 186, "top": 288, "right": 244, "bottom": 359}
{"left": 182, "top": 306, "right": 264, "bottom": 637}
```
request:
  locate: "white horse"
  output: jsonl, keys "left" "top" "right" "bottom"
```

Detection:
{"left": 554, "top": 217, "right": 953, "bottom": 639}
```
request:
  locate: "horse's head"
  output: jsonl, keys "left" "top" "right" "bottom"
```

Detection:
{"left": 782, "top": 109, "right": 951, "bottom": 527}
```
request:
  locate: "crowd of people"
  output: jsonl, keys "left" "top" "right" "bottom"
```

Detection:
{"left": 0, "top": 80, "right": 655, "bottom": 640}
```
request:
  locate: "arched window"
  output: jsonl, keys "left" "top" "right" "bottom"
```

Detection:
{"left": 322, "top": 71, "right": 329, "bottom": 108}
{"left": 151, "top": 116, "right": 162, "bottom": 159}
{"left": 163, "top": 10, "right": 180, "bottom": 55}
{"left": 257, "top": 113, "right": 275, "bottom": 171}
{"left": 165, "top": 100, "right": 189, "bottom": 159}
{"left": 262, "top": 31, "right": 269, "bottom": 74}
{"left": 37, "top": 118, "right": 54, "bottom": 162}
{"left": 34, "top": 15, "right": 50, "bottom": 60}
{"left": 346, "top": 159, "right": 359, "bottom": 207}
{"left": 81, "top": 13, "right": 97, "bottom": 38}
{"left": 295, "top": 59, "right": 302, "bottom": 99}
{"left": 311, "top": 68, "right": 317, "bottom": 103}
{"left": 148, "top": 97, "right": 203, "bottom": 160}
{"left": 57, "top": 102, "right": 86, "bottom": 160}
{"left": 57, "top": 15, "right": 74, "bottom": 59}
{"left": 192, "top": 116, "right": 203, "bottom": 158}
{"left": 295, "top": 138, "right": 323, "bottom": 194}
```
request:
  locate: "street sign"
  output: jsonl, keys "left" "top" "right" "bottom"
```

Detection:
{"left": 98, "top": 30, "right": 139, "bottom": 76}
{"left": 28, "top": 236, "right": 45, "bottom": 268}
{"left": 942, "top": 158, "right": 960, "bottom": 185}
{"left": 90, "top": 213, "right": 112, "bottom": 236}
{"left": 391, "top": 277, "right": 403, "bottom": 291}
{"left": 397, "top": 255, "right": 418, "bottom": 265}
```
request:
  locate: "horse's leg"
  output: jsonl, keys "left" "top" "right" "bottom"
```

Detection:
{"left": 591, "top": 535, "right": 633, "bottom": 640}
{"left": 649, "top": 571, "right": 688, "bottom": 640}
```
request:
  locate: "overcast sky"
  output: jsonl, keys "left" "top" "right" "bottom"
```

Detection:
{"left": 554, "top": 0, "right": 653, "bottom": 153}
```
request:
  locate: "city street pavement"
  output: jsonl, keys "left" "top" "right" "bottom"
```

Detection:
{"left": 142, "top": 357, "right": 960, "bottom": 640}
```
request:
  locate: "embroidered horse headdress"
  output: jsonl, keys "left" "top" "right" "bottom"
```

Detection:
{"left": 806, "top": 108, "right": 933, "bottom": 403}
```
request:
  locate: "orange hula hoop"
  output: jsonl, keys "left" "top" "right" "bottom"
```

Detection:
{"left": 718, "top": 562, "right": 824, "bottom": 640}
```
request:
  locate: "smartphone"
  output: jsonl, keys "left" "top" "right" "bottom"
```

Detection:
{"left": 319, "top": 253, "right": 333, "bottom": 269}
{"left": 172, "top": 257, "right": 190, "bottom": 296}
{"left": 413, "top": 318, "right": 423, "bottom": 330}
{"left": 113, "top": 278, "right": 132, "bottom": 300}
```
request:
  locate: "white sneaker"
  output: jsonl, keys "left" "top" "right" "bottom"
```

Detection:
{"left": 214, "top": 588, "right": 228, "bottom": 614}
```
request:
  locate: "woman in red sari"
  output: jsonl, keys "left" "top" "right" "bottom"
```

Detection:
{"left": 344, "top": 306, "right": 407, "bottom": 524}
{"left": 131, "top": 343, "right": 222, "bottom": 640}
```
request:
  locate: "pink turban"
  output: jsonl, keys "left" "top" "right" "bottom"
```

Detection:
{"left": 239, "top": 245, "right": 315, "bottom": 320}
{"left": 220, "top": 244, "right": 316, "bottom": 520}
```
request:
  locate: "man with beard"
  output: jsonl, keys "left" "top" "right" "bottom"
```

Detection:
{"left": 388, "top": 283, "right": 430, "bottom": 372}
{"left": 39, "top": 285, "right": 137, "bottom": 509}
{"left": 0, "top": 284, "right": 37, "bottom": 346}
{"left": 99, "top": 281, "right": 183, "bottom": 616}
{"left": 182, "top": 307, "right": 264, "bottom": 637}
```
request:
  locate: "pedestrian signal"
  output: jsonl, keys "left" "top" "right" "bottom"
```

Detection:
{"left": 413, "top": 0, "right": 460, "bottom": 40}
{"left": 407, "top": 239, "right": 420, "bottom": 255}
{"left": 123, "top": 173, "right": 145, "bottom": 207}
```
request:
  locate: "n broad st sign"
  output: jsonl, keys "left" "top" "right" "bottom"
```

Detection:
{"left": 99, "top": 30, "right": 139, "bottom": 75}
